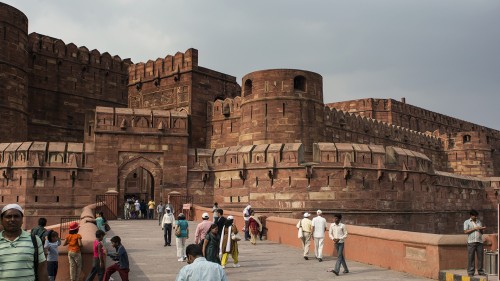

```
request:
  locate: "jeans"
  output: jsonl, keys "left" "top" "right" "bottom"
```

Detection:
{"left": 85, "top": 257, "right": 104, "bottom": 281}
{"left": 244, "top": 220, "right": 250, "bottom": 240}
{"left": 334, "top": 242, "right": 349, "bottom": 272}
{"left": 467, "top": 242, "right": 484, "bottom": 275}
{"left": 163, "top": 223, "right": 172, "bottom": 245}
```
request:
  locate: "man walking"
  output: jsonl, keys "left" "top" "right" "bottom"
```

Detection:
{"left": 296, "top": 212, "right": 312, "bottom": 260}
{"left": 243, "top": 205, "right": 252, "bottom": 241}
{"left": 31, "top": 217, "right": 48, "bottom": 243}
{"left": 148, "top": 199, "right": 155, "bottom": 220}
{"left": 311, "top": 209, "right": 327, "bottom": 262}
{"left": 162, "top": 208, "right": 175, "bottom": 246}
{"left": 157, "top": 201, "right": 164, "bottom": 225}
{"left": 464, "top": 209, "right": 486, "bottom": 277}
{"left": 328, "top": 213, "right": 349, "bottom": 275}
{"left": 194, "top": 212, "right": 212, "bottom": 246}
{"left": 175, "top": 244, "right": 228, "bottom": 281}
{"left": 0, "top": 204, "right": 49, "bottom": 281}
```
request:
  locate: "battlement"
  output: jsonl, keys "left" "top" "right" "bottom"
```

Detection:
{"left": 328, "top": 98, "right": 500, "bottom": 138}
{"left": 324, "top": 106, "right": 442, "bottom": 150}
{"left": 208, "top": 97, "right": 243, "bottom": 120}
{"left": 129, "top": 48, "right": 198, "bottom": 83}
{"left": 94, "top": 106, "right": 188, "bottom": 135}
{"left": 28, "top": 33, "right": 131, "bottom": 71}
{"left": 0, "top": 141, "right": 91, "bottom": 169}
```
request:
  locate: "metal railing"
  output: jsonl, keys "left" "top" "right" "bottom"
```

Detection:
{"left": 96, "top": 193, "right": 118, "bottom": 220}
{"left": 59, "top": 216, "right": 80, "bottom": 238}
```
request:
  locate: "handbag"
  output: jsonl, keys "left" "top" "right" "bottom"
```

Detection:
{"left": 231, "top": 233, "right": 242, "bottom": 241}
{"left": 297, "top": 220, "right": 304, "bottom": 239}
{"left": 175, "top": 225, "right": 181, "bottom": 236}
{"left": 104, "top": 223, "right": 111, "bottom": 232}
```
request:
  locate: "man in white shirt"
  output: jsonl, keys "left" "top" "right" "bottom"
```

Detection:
{"left": 328, "top": 213, "right": 349, "bottom": 275}
{"left": 296, "top": 212, "right": 313, "bottom": 260}
{"left": 243, "top": 205, "right": 252, "bottom": 241}
{"left": 463, "top": 209, "right": 486, "bottom": 277}
{"left": 311, "top": 209, "right": 327, "bottom": 262}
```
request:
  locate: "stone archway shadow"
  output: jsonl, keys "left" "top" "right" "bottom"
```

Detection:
{"left": 118, "top": 156, "right": 163, "bottom": 204}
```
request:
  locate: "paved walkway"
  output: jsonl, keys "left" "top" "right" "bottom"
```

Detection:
{"left": 104, "top": 219, "right": 433, "bottom": 281}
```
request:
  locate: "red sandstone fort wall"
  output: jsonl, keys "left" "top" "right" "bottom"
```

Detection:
{"left": 0, "top": 3, "right": 29, "bottom": 142}
{"left": 26, "top": 33, "right": 130, "bottom": 142}
{"left": 187, "top": 142, "right": 498, "bottom": 234}
{"left": 0, "top": 141, "right": 94, "bottom": 226}
{"left": 128, "top": 49, "right": 241, "bottom": 148}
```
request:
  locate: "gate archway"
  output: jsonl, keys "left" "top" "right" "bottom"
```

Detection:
{"left": 118, "top": 156, "right": 163, "bottom": 217}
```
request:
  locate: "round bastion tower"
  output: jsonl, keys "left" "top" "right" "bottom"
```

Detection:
{"left": 239, "top": 69, "right": 324, "bottom": 160}
{"left": 0, "top": 3, "right": 29, "bottom": 142}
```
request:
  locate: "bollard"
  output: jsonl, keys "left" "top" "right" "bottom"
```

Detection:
{"left": 484, "top": 250, "right": 498, "bottom": 275}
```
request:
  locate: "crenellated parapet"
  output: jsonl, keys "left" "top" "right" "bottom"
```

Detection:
{"left": 128, "top": 48, "right": 198, "bottom": 84}
{"left": 93, "top": 106, "right": 188, "bottom": 135}
{"left": 28, "top": 33, "right": 131, "bottom": 71}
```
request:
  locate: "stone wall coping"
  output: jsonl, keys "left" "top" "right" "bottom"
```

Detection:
{"left": 265, "top": 216, "right": 467, "bottom": 246}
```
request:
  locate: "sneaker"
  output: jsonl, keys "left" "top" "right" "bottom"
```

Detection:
{"left": 343, "top": 270, "right": 349, "bottom": 274}
{"left": 233, "top": 263, "right": 240, "bottom": 268}
{"left": 318, "top": 258, "right": 323, "bottom": 262}
{"left": 177, "top": 258, "right": 184, "bottom": 261}
{"left": 222, "top": 265, "right": 225, "bottom": 269}
{"left": 303, "top": 256, "right": 309, "bottom": 260}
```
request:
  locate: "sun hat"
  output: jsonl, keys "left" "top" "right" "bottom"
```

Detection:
{"left": 1, "top": 203, "right": 24, "bottom": 215}
{"left": 316, "top": 210, "right": 322, "bottom": 214}
{"left": 227, "top": 215, "right": 234, "bottom": 220}
{"left": 303, "top": 212, "right": 310, "bottom": 218}
{"left": 69, "top": 222, "right": 79, "bottom": 231}
{"left": 202, "top": 212, "right": 210, "bottom": 219}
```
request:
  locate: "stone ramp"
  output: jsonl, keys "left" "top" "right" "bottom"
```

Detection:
{"left": 105, "top": 219, "right": 433, "bottom": 281}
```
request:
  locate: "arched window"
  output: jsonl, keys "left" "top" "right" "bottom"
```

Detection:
{"left": 294, "top": 76, "right": 306, "bottom": 91}
{"left": 463, "top": 135, "right": 471, "bottom": 143}
{"left": 244, "top": 79, "right": 252, "bottom": 96}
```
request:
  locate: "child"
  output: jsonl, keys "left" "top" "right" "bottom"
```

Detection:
{"left": 103, "top": 236, "right": 129, "bottom": 281}
{"left": 63, "top": 222, "right": 83, "bottom": 281}
{"left": 44, "top": 230, "right": 61, "bottom": 281}
{"left": 85, "top": 229, "right": 106, "bottom": 281}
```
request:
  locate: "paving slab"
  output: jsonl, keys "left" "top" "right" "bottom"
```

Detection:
{"left": 104, "top": 219, "right": 433, "bottom": 281}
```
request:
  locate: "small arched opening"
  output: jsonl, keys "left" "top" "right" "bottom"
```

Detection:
{"left": 244, "top": 79, "right": 253, "bottom": 97}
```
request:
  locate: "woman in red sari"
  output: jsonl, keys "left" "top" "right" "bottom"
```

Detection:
{"left": 247, "top": 210, "right": 262, "bottom": 245}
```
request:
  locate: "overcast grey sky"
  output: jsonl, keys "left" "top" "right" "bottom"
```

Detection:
{"left": 4, "top": 0, "right": 500, "bottom": 130}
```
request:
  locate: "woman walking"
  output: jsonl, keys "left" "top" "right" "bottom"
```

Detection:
{"left": 175, "top": 213, "right": 189, "bottom": 261}
{"left": 219, "top": 215, "right": 240, "bottom": 268}
{"left": 202, "top": 224, "right": 221, "bottom": 264}
{"left": 63, "top": 222, "right": 83, "bottom": 281}
{"left": 248, "top": 210, "right": 262, "bottom": 245}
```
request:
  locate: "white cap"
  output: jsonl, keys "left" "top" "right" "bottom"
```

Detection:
{"left": 1, "top": 204, "right": 24, "bottom": 215}
{"left": 202, "top": 212, "right": 210, "bottom": 219}
{"left": 316, "top": 210, "right": 322, "bottom": 214}
{"left": 227, "top": 215, "right": 234, "bottom": 220}
{"left": 303, "top": 212, "right": 310, "bottom": 218}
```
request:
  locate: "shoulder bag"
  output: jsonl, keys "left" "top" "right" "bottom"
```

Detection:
{"left": 298, "top": 219, "right": 304, "bottom": 239}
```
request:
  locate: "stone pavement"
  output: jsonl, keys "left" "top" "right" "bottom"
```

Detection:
{"left": 104, "top": 219, "right": 433, "bottom": 281}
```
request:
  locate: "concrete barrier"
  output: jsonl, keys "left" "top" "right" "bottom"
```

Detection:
{"left": 44, "top": 204, "right": 100, "bottom": 281}
{"left": 192, "top": 205, "right": 496, "bottom": 280}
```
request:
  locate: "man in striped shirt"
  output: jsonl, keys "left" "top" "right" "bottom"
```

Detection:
{"left": 463, "top": 209, "right": 486, "bottom": 277}
{"left": 0, "top": 204, "right": 48, "bottom": 281}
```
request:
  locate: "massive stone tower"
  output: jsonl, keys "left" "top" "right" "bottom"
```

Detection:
{"left": 239, "top": 69, "right": 324, "bottom": 159}
{"left": 0, "top": 3, "right": 29, "bottom": 142}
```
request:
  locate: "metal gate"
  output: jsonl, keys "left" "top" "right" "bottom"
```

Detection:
{"left": 168, "top": 195, "right": 193, "bottom": 218}
{"left": 59, "top": 216, "right": 80, "bottom": 238}
{"left": 96, "top": 193, "right": 119, "bottom": 220}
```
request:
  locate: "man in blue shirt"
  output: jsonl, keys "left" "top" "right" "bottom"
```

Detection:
{"left": 103, "top": 236, "right": 129, "bottom": 281}
{"left": 176, "top": 244, "right": 227, "bottom": 281}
